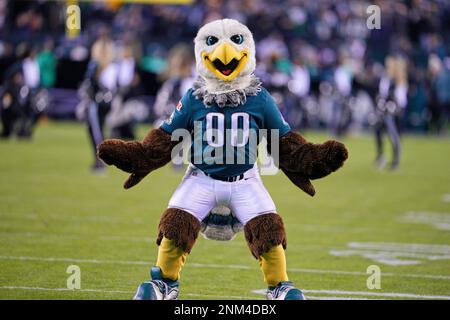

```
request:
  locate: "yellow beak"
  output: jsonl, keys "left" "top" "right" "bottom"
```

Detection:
{"left": 202, "top": 42, "right": 248, "bottom": 81}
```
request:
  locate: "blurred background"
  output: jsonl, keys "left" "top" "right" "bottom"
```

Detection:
{"left": 1, "top": 0, "right": 449, "bottom": 140}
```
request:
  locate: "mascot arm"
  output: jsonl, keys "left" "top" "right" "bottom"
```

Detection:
{"left": 278, "top": 131, "right": 348, "bottom": 197}
{"left": 97, "top": 128, "right": 176, "bottom": 189}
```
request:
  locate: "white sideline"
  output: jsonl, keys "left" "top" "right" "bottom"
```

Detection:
{"left": 1, "top": 255, "right": 449, "bottom": 281}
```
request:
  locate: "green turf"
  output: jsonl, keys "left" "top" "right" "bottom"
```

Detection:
{"left": 0, "top": 121, "right": 449, "bottom": 300}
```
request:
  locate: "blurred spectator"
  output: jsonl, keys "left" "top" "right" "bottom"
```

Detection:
{"left": 330, "top": 52, "right": 353, "bottom": 137}
{"left": 76, "top": 28, "right": 116, "bottom": 172}
{"left": 373, "top": 55, "right": 408, "bottom": 170}
{"left": 428, "top": 54, "right": 450, "bottom": 135}
{"left": 18, "top": 45, "right": 47, "bottom": 139}
{"left": 106, "top": 43, "right": 149, "bottom": 140}
{"left": 37, "top": 39, "right": 56, "bottom": 88}
{"left": 152, "top": 43, "right": 195, "bottom": 170}
{"left": 0, "top": 42, "right": 48, "bottom": 139}
{"left": 287, "top": 56, "right": 311, "bottom": 128}
{"left": 1, "top": 62, "right": 24, "bottom": 138}
{"left": 22, "top": 46, "right": 40, "bottom": 90}
{"left": 153, "top": 43, "right": 195, "bottom": 126}
{"left": 1, "top": 0, "right": 449, "bottom": 139}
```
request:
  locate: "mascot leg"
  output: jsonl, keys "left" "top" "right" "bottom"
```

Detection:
{"left": 244, "top": 213, "right": 288, "bottom": 286}
{"left": 133, "top": 208, "right": 200, "bottom": 300}
{"left": 259, "top": 245, "right": 288, "bottom": 285}
{"left": 156, "top": 237, "right": 187, "bottom": 281}
{"left": 244, "top": 213, "right": 305, "bottom": 300}
{"left": 156, "top": 208, "right": 201, "bottom": 280}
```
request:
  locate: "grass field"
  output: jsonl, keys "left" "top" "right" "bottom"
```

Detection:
{"left": 0, "top": 121, "right": 449, "bottom": 300}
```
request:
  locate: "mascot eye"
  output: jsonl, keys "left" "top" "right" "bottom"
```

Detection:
{"left": 230, "top": 34, "right": 244, "bottom": 44}
{"left": 206, "top": 36, "right": 219, "bottom": 46}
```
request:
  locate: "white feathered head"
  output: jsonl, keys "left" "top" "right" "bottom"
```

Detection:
{"left": 194, "top": 19, "right": 256, "bottom": 85}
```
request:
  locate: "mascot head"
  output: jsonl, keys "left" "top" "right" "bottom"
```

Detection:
{"left": 194, "top": 19, "right": 256, "bottom": 86}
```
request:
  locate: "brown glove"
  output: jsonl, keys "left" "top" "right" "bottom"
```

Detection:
{"left": 278, "top": 131, "right": 348, "bottom": 196}
{"left": 97, "top": 128, "right": 176, "bottom": 189}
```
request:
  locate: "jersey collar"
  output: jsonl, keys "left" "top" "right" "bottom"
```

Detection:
{"left": 192, "top": 74, "right": 262, "bottom": 108}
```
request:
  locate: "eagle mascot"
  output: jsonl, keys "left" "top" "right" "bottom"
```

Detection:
{"left": 98, "top": 19, "right": 348, "bottom": 300}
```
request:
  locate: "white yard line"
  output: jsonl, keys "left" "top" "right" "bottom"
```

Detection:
{"left": 303, "top": 289, "right": 450, "bottom": 300}
{"left": 0, "top": 287, "right": 346, "bottom": 300}
{"left": 288, "top": 267, "right": 450, "bottom": 280}
{"left": 0, "top": 255, "right": 449, "bottom": 281}
{"left": 2, "top": 285, "right": 449, "bottom": 300}
{"left": 347, "top": 242, "right": 450, "bottom": 254}
{"left": 0, "top": 286, "right": 398, "bottom": 300}
{"left": 252, "top": 289, "right": 450, "bottom": 300}
{"left": 0, "top": 214, "right": 375, "bottom": 234}
{"left": 0, "top": 286, "right": 261, "bottom": 300}
{"left": 330, "top": 242, "right": 450, "bottom": 266}
{"left": 402, "top": 211, "right": 450, "bottom": 231}
{"left": 186, "top": 293, "right": 368, "bottom": 300}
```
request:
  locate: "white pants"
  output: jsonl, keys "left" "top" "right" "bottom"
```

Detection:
{"left": 168, "top": 164, "right": 277, "bottom": 225}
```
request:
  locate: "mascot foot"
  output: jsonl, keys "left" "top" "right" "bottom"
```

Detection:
{"left": 133, "top": 267, "right": 179, "bottom": 300}
{"left": 266, "top": 282, "right": 306, "bottom": 300}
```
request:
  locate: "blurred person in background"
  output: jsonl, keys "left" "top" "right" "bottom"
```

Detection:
{"left": 1, "top": 42, "right": 46, "bottom": 139}
{"left": 428, "top": 54, "right": 450, "bottom": 135}
{"left": 373, "top": 55, "right": 408, "bottom": 170}
{"left": 152, "top": 43, "right": 194, "bottom": 170}
{"left": 257, "top": 53, "right": 292, "bottom": 123}
{"left": 37, "top": 38, "right": 56, "bottom": 89}
{"left": 153, "top": 43, "right": 195, "bottom": 126}
{"left": 18, "top": 44, "right": 48, "bottom": 139}
{"left": 105, "top": 42, "right": 148, "bottom": 140}
{"left": 287, "top": 56, "right": 311, "bottom": 129}
{"left": 1, "top": 0, "right": 449, "bottom": 143}
{"left": 331, "top": 52, "right": 353, "bottom": 137}
{"left": 76, "top": 27, "right": 116, "bottom": 173}
{"left": 0, "top": 62, "right": 24, "bottom": 138}
{"left": 0, "top": 40, "right": 22, "bottom": 138}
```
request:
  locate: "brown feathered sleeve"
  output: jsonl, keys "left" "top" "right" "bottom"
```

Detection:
{"left": 97, "top": 128, "right": 177, "bottom": 189}
{"left": 277, "top": 131, "right": 348, "bottom": 196}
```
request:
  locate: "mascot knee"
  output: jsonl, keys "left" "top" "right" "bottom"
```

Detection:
{"left": 244, "top": 213, "right": 287, "bottom": 259}
{"left": 156, "top": 208, "right": 201, "bottom": 253}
